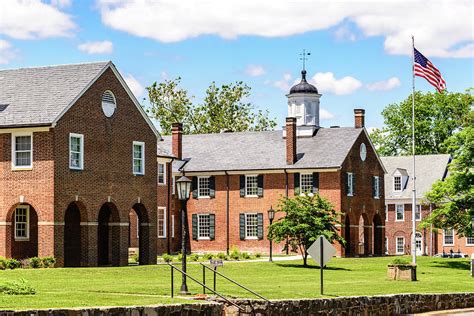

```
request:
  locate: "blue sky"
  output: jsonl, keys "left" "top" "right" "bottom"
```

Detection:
{"left": 1, "top": 0, "right": 473, "bottom": 130}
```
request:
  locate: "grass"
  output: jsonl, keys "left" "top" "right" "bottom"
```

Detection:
{"left": 0, "top": 256, "right": 472, "bottom": 310}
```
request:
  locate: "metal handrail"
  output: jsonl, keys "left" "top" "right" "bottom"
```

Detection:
{"left": 200, "top": 263, "right": 270, "bottom": 302}
{"left": 167, "top": 263, "right": 244, "bottom": 311}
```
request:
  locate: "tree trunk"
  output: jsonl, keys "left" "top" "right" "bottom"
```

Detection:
{"left": 303, "top": 252, "right": 308, "bottom": 266}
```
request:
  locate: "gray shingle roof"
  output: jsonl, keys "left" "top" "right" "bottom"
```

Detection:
{"left": 0, "top": 61, "right": 109, "bottom": 127}
{"left": 158, "top": 127, "right": 364, "bottom": 172}
{"left": 380, "top": 154, "right": 451, "bottom": 200}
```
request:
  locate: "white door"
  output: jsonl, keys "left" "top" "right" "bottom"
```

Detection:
{"left": 415, "top": 232, "right": 423, "bottom": 256}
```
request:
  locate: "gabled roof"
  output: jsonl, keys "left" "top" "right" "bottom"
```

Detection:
{"left": 381, "top": 154, "right": 451, "bottom": 200}
{"left": 0, "top": 61, "right": 159, "bottom": 137}
{"left": 392, "top": 168, "right": 409, "bottom": 177}
{"left": 158, "top": 127, "right": 364, "bottom": 172}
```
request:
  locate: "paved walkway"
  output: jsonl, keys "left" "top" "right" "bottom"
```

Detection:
{"left": 415, "top": 308, "right": 474, "bottom": 315}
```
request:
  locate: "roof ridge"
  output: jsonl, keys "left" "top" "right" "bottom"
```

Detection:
{"left": 0, "top": 61, "right": 110, "bottom": 72}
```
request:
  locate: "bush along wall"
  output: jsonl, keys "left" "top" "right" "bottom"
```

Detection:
{"left": 0, "top": 257, "right": 56, "bottom": 270}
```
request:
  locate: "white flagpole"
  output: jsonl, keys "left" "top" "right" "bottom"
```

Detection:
{"left": 411, "top": 35, "right": 417, "bottom": 266}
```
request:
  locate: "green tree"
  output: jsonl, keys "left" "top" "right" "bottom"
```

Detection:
{"left": 267, "top": 194, "right": 344, "bottom": 267}
{"left": 147, "top": 78, "right": 277, "bottom": 135}
{"left": 371, "top": 90, "right": 473, "bottom": 156}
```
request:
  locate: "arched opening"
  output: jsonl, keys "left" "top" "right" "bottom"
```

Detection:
{"left": 358, "top": 214, "right": 370, "bottom": 256}
{"left": 64, "top": 202, "right": 85, "bottom": 267}
{"left": 7, "top": 204, "right": 38, "bottom": 259}
{"left": 373, "top": 213, "right": 384, "bottom": 256}
{"left": 98, "top": 203, "right": 120, "bottom": 266}
{"left": 344, "top": 216, "right": 351, "bottom": 256}
{"left": 415, "top": 232, "right": 423, "bottom": 256}
{"left": 130, "top": 203, "right": 151, "bottom": 265}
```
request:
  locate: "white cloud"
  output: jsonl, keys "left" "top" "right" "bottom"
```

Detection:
{"left": 320, "top": 108, "right": 335, "bottom": 120}
{"left": 367, "top": 77, "right": 401, "bottom": 91}
{"left": 50, "top": 0, "right": 72, "bottom": 7}
{"left": 0, "top": 40, "right": 16, "bottom": 64}
{"left": 311, "top": 72, "right": 362, "bottom": 95}
{"left": 97, "top": 0, "right": 473, "bottom": 58}
{"left": 78, "top": 41, "right": 113, "bottom": 55}
{"left": 0, "top": 0, "right": 75, "bottom": 39}
{"left": 245, "top": 65, "right": 266, "bottom": 77}
{"left": 271, "top": 73, "right": 293, "bottom": 92}
{"left": 124, "top": 74, "right": 145, "bottom": 98}
{"left": 333, "top": 25, "right": 357, "bottom": 42}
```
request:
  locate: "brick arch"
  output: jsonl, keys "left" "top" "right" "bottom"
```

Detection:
{"left": 357, "top": 213, "right": 371, "bottom": 256}
{"left": 64, "top": 201, "right": 88, "bottom": 267}
{"left": 372, "top": 213, "right": 384, "bottom": 256}
{"left": 5, "top": 203, "right": 38, "bottom": 259}
{"left": 97, "top": 202, "right": 121, "bottom": 266}
{"left": 130, "top": 203, "right": 152, "bottom": 265}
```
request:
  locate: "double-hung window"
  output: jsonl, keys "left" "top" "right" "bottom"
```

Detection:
{"left": 395, "top": 204, "right": 404, "bottom": 221}
{"left": 347, "top": 172, "right": 354, "bottom": 196}
{"left": 443, "top": 228, "right": 454, "bottom": 246}
{"left": 14, "top": 205, "right": 29, "bottom": 240}
{"left": 69, "top": 133, "right": 84, "bottom": 170}
{"left": 393, "top": 176, "right": 402, "bottom": 192}
{"left": 245, "top": 213, "right": 259, "bottom": 239}
{"left": 466, "top": 234, "right": 474, "bottom": 246}
{"left": 373, "top": 176, "right": 380, "bottom": 198}
{"left": 385, "top": 205, "right": 389, "bottom": 222}
{"left": 12, "top": 133, "right": 32, "bottom": 169}
{"left": 197, "top": 214, "right": 211, "bottom": 239}
{"left": 300, "top": 173, "right": 313, "bottom": 195}
{"left": 198, "top": 176, "right": 210, "bottom": 198}
{"left": 415, "top": 205, "right": 421, "bottom": 221}
{"left": 396, "top": 237, "right": 404, "bottom": 254}
{"left": 157, "top": 207, "right": 166, "bottom": 238}
{"left": 158, "top": 163, "right": 166, "bottom": 184}
{"left": 245, "top": 175, "right": 258, "bottom": 197}
{"left": 133, "top": 141, "right": 145, "bottom": 175}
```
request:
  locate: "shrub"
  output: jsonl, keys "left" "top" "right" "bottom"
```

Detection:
{"left": 42, "top": 256, "right": 56, "bottom": 268}
{"left": 130, "top": 253, "right": 139, "bottom": 264}
{"left": 190, "top": 254, "right": 199, "bottom": 262}
{"left": 29, "top": 257, "right": 43, "bottom": 269}
{"left": 203, "top": 253, "right": 214, "bottom": 260}
{"left": 0, "top": 257, "right": 7, "bottom": 270}
{"left": 162, "top": 253, "right": 173, "bottom": 263}
{"left": 0, "top": 279, "right": 36, "bottom": 295}
{"left": 230, "top": 247, "right": 241, "bottom": 260}
{"left": 217, "top": 252, "right": 227, "bottom": 260}
{"left": 20, "top": 259, "right": 30, "bottom": 269}
{"left": 241, "top": 252, "right": 251, "bottom": 260}
{"left": 255, "top": 252, "right": 262, "bottom": 258}
{"left": 177, "top": 253, "right": 183, "bottom": 261}
{"left": 6, "top": 258, "right": 21, "bottom": 270}
{"left": 390, "top": 257, "right": 410, "bottom": 265}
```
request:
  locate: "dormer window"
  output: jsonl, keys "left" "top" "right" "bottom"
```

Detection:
{"left": 393, "top": 176, "right": 402, "bottom": 192}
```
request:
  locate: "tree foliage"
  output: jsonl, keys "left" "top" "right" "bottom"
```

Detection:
{"left": 146, "top": 78, "right": 277, "bottom": 135}
{"left": 371, "top": 90, "right": 473, "bottom": 156}
{"left": 267, "top": 194, "right": 344, "bottom": 266}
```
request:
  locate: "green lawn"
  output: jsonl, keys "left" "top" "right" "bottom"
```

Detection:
{"left": 0, "top": 256, "right": 472, "bottom": 310}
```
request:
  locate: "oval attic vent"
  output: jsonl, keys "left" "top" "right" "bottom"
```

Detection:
{"left": 101, "top": 90, "right": 116, "bottom": 117}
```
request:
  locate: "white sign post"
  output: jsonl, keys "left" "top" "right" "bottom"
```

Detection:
{"left": 307, "top": 235, "right": 337, "bottom": 295}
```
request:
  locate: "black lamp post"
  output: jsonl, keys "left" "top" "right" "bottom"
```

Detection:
{"left": 176, "top": 175, "right": 192, "bottom": 295}
{"left": 268, "top": 206, "right": 275, "bottom": 262}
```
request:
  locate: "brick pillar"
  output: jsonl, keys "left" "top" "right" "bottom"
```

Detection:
{"left": 117, "top": 224, "right": 129, "bottom": 266}
{"left": 0, "top": 224, "right": 7, "bottom": 257}
{"left": 354, "top": 109, "right": 365, "bottom": 128}
{"left": 54, "top": 223, "right": 65, "bottom": 267}
{"left": 86, "top": 223, "right": 98, "bottom": 267}
{"left": 286, "top": 117, "right": 297, "bottom": 165}
{"left": 172, "top": 123, "right": 183, "bottom": 159}
{"left": 38, "top": 224, "right": 55, "bottom": 257}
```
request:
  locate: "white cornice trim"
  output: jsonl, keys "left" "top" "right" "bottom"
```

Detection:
{"left": 0, "top": 126, "right": 51, "bottom": 134}
{"left": 173, "top": 168, "right": 340, "bottom": 176}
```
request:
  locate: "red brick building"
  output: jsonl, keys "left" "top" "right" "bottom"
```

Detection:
{"left": 0, "top": 62, "right": 159, "bottom": 266}
{"left": 382, "top": 154, "right": 473, "bottom": 257}
{"left": 157, "top": 70, "right": 387, "bottom": 256}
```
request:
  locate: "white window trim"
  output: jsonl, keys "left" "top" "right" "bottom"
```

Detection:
{"left": 395, "top": 236, "right": 405, "bottom": 255}
{"left": 172, "top": 176, "right": 176, "bottom": 195}
{"left": 395, "top": 204, "right": 405, "bottom": 222}
{"left": 171, "top": 215, "right": 175, "bottom": 239}
{"left": 197, "top": 176, "right": 211, "bottom": 198}
{"left": 197, "top": 214, "right": 211, "bottom": 240}
{"left": 69, "top": 133, "right": 84, "bottom": 170}
{"left": 11, "top": 132, "right": 33, "bottom": 170}
{"left": 385, "top": 237, "right": 388, "bottom": 255}
{"left": 465, "top": 235, "right": 474, "bottom": 246}
{"left": 158, "top": 162, "right": 166, "bottom": 185}
{"left": 157, "top": 207, "right": 166, "bottom": 239}
{"left": 385, "top": 205, "right": 388, "bottom": 222}
{"left": 442, "top": 228, "right": 455, "bottom": 246}
{"left": 14, "top": 205, "right": 30, "bottom": 240}
{"left": 132, "top": 141, "right": 145, "bottom": 175}
{"left": 245, "top": 213, "right": 259, "bottom": 240}
{"left": 300, "top": 173, "right": 314, "bottom": 196}
{"left": 245, "top": 175, "right": 259, "bottom": 198}
{"left": 374, "top": 176, "right": 380, "bottom": 199}
{"left": 393, "top": 176, "right": 402, "bottom": 192}
{"left": 415, "top": 204, "right": 422, "bottom": 221}
{"left": 347, "top": 172, "right": 354, "bottom": 196}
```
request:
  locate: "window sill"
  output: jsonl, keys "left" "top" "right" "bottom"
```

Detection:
{"left": 197, "top": 196, "right": 211, "bottom": 199}
{"left": 244, "top": 195, "right": 259, "bottom": 198}
{"left": 12, "top": 167, "right": 33, "bottom": 171}
{"left": 466, "top": 244, "right": 474, "bottom": 247}
{"left": 198, "top": 237, "right": 211, "bottom": 240}
{"left": 347, "top": 194, "right": 353, "bottom": 197}
{"left": 374, "top": 196, "right": 380, "bottom": 200}
{"left": 395, "top": 219, "right": 405, "bottom": 222}
{"left": 442, "top": 244, "right": 454, "bottom": 247}
{"left": 245, "top": 237, "right": 258, "bottom": 240}
{"left": 158, "top": 183, "right": 167, "bottom": 186}
{"left": 14, "top": 238, "right": 29, "bottom": 241}
{"left": 69, "top": 167, "right": 84, "bottom": 171}
{"left": 158, "top": 236, "right": 166, "bottom": 239}
{"left": 133, "top": 173, "right": 145, "bottom": 176}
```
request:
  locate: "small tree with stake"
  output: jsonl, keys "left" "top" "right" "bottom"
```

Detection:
{"left": 268, "top": 194, "right": 344, "bottom": 267}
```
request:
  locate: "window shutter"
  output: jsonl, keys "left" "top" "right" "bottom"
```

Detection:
{"left": 239, "top": 213, "right": 245, "bottom": 240}
{"left": 294, "top": 173, "right": 300, "bottom": 195}
{"left": 352, "top": 173, "right": 356, "bottom": 196}
{"left": 312, "top": 172, "right": 319, "bottom": 194}
{"left": 257, "top": 175, "right": 264, "bottom": 197}
{"left": 209, "top": 214, "right": 215, "bottom": 240}
{"left": 209, "top": 176, "right": 216, "bottom": 198}
{"left": 240, "top": 175, "right": 245, "bottom": 197}
{"left": 345, "top": 173, "right": 349, "bottom": 195}
{"left": 257, "top": 213, "right": 264, "bottom": 240}
{"left": 372, "top": 177, "right": 376, "bottom": 197}
{"left": 192, "top": 177, "right": 198, "bottom": 199}
{"left": 192, "top": 214, "right": 198, "bottom": 240}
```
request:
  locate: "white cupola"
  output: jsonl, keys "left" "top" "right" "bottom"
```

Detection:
{"left": 286, "top": 69, "right": 321, "bottom": 137}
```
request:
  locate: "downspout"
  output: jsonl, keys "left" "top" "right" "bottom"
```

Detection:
{"left": 166, "top": 158, "right": 174, "bottom": 254}
{"left": 429, "top": 203, "right": 433, "bottom": 256}
{"left": 284, "top": 169, "right": 289, "bottom": 255}
{"left": 225, "top": 171, "right": 230, "bottom": 256}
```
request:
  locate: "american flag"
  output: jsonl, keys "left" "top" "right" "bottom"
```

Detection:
{"left": 414, "top": 48, "right": 446, "bottom": 92}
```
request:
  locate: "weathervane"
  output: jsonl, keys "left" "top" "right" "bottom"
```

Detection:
{"left": 300, "top": 49, "right": 311, "bottom": 71}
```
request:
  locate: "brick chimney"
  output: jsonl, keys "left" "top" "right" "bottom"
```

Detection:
{"left": 354, "top": 109, "right": 365, "bottom": 128}
{"left": 172, "top": 123, "right": 183, "bottom": 159}
{"left": 286, "top": 117, "right": 297, "bottom": 165}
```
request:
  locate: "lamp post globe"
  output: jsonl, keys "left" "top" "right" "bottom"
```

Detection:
{"left": 268, "top": 206, "right": 275, "bottom": 262}
{"left": 176, "top": 176, "right": 192, "bottom": 295}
